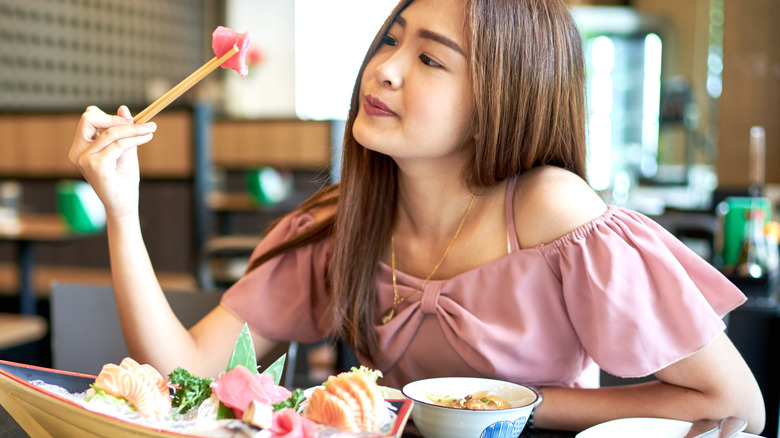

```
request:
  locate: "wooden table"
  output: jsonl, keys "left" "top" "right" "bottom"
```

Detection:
{"left": 0, "top": 214, "right": 102, "bottom": 315}
{"left": 0, "top": 313, "right": 46, "bottom": 350}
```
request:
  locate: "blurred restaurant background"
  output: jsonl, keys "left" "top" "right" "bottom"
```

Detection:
{"left": 0, "top": 0, "right": 778, "bottom": 435}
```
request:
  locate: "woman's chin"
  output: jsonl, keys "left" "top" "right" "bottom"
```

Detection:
{"left": 352, "top": 120, "right": 391, "bottom": 155}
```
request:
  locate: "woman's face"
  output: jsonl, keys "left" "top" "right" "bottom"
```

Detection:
{"left": 353, "top": 0, "right": 475, "bottom": 166}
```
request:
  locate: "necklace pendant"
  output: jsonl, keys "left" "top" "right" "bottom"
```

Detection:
{"left": 380, "top": 307, "right": 396, "bottom": 325}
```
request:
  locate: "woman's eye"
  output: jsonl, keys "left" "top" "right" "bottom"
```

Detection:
{"left": 381, "top": 35, "right": 397, "bottom": 46}
{"left": 420, "top": 54, "right": 441, "bottom": 68}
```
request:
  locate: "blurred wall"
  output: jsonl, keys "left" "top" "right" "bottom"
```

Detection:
{"left": 717, "top": 0, "right": 780, "bottom": 188}
{"left": 0, "top": 0, "right": 218, "bottom": 113}
{"left": 223, "top": 0, "right": 296, "bottom": 118}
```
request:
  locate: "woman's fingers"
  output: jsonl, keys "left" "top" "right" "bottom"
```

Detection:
{"left": 117, "top": 105, "right": 132, "bottom": 119}
{"left": 72, "top": 123, "right": 156, "bottom": 170}
{"left": 97, "top": 122, "right": 157, "bottom": 150}
{"left": 78, "top": 106, "right": 133, "bottom": 142}
{"left": 70, "top": 105, "right": 154, "bottom": 153}
{"left": 99, "top": 130, "right": 155, "bottom": 164}
{"left": 69, "top": 105, "right": 152, "bottom": 217}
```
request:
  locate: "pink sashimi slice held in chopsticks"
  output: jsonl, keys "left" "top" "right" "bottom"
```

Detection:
{"left": 212, "top": 26, "right": 251, "bottom": 77}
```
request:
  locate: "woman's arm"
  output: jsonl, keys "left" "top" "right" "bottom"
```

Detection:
{"left": 532, "top": 332, "right": 765, "bottom": 434}
{"left": 68, "top": 106, "right": 277, "bottom": 378}
{"left": 513, "top": 167, "right": 764, "bottom": 433}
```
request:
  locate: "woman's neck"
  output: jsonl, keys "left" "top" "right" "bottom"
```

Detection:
{"left": 394, "top": 171, "right": 476, "bottom": 243}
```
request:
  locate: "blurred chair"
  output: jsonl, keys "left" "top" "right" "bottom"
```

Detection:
{"left": 50, "top": 282, "right": 222, "bottom": 375}
{"left": 49, "top": 282, "right": 290, "bottom": 384}
{"left": 196, "top": 234, "right": 262, "bottom": 290}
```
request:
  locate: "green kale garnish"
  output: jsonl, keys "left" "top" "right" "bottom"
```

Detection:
{"left": 167, "top": 367, "right": 214, "bottom": 414}
{"left": 272, "top": 388, "right": 306, "bottom": 412}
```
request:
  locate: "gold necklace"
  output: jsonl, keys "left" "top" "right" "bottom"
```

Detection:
{"left": 380, "top": 193, "right": 477, "bottom": 325}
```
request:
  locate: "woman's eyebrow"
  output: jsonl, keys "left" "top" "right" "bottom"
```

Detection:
{"left": 393, "top": 15, "right": 465, "bottom": 57}
{"left": 418, "top": 29, "right": 465, "bottom": 56}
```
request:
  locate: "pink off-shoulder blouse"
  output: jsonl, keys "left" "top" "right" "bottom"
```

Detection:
{"left": 221, "top": 177, "right": 746, "bottom": 389}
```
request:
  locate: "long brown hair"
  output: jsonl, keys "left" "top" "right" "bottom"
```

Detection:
{"left": 247, "top": 0, "right": 587, "bottom": 364}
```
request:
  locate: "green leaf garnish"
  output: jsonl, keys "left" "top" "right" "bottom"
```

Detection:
{"left": 215, "top": 325, "right": 290, "bottom": 419}
{"left": 264, "top": 353, "right": 286, "bottom": 386}
{"left": 218, "top": 324, "right": 258, "bottom": 420}
{"left": 227, "top": 324, "right": 258, "bottom": 375}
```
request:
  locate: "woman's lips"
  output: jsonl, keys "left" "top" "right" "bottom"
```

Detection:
{"left": 363, "top": 95, "right": 397, "bottom": 117}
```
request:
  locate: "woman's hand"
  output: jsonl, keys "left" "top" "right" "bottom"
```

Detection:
{"left": 68, "top": 105, "right": 157, "bottom": 220}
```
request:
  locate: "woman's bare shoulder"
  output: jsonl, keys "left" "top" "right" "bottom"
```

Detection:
{"left": 512, "top": 166, "right": 607, "bottom": 248}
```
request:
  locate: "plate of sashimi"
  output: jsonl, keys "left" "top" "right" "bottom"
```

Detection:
{"left": 0, "top": 325, "right": 412, "bottom": 438}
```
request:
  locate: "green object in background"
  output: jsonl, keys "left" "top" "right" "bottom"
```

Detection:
{"left": 716, "top": 196, "right": 772, "bottom": 269}
{"left": 56, "top": 180, "right": 106, "bottom": 233}
{"left": 244, "top": 167, "right": 290, "bottom": 206}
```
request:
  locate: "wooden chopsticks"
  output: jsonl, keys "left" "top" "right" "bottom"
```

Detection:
{"left": 133, "top": 45, "right": 240, "bottom": 124}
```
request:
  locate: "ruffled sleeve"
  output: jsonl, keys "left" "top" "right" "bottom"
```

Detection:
{"left": 220, "top": 211, "right": 332, "bottom": 343}
{"left": 540, "top": 206, "right": 746, "bottom": 378}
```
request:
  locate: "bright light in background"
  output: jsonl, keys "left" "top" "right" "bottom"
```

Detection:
{"left": 295, "top": 0, "right": 398, "bottom": 120}
{"left": 641, "top": 33, "right": 662, "bottom": 178}
{"left": 587, "top": 36, "right": 614, "bottom": 191}
{"left": 707, "top": 44, "right": 723, "bottom": 98}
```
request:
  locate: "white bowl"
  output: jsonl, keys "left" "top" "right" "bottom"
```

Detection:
{"left": 402, "top": 377, "right": 540, "bottom": 438}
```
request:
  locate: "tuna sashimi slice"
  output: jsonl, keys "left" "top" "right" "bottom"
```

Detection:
{"left": 271, "top": 408, "right": 318, "bottom": 438}
{"left": 211, "top": 365, "right": 292, "bottom": 418}
{"left": 211, "top": 26, "right": 251, "bottom": 77}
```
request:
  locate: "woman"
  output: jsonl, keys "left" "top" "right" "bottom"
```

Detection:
{"left": 69, "top": 0, "right": 765, "bottom": 432}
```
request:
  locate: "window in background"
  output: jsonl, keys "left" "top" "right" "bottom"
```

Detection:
{"left": 573, "top": 7, "right": 664, "bottom": 198}
{"left": 294, "top": 0, "right": 398, "bottom": 121}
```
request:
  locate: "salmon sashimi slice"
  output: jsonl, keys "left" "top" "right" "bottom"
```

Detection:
{"left": 93, "top": 357, "right": 172, "bottom": 419}
{"left": 350, "top": 371, "right": 387, "bottom": 430}
{"left": 303, "top": 368, "right": 387, "bottom": 432}
{"left": 322, "top": 375, "right": 364, "bottom": 427}
{"left": 304, "top": 387, "right": 361, "bottom": 432}
{"left": 330, "top": 372, "right": 378, "bottom": 431}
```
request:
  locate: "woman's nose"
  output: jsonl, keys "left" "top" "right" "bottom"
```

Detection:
{"left": 374, "top": 53, "right": 404, "bottom": 89}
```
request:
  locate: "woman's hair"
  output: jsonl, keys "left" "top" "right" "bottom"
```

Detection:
{"left": 248, "top": 0, "right": 587, "bottom": 364}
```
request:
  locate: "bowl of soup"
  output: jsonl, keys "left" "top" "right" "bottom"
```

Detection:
{"left": 402, "top": 377, "right": 540, "bottom": 438}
